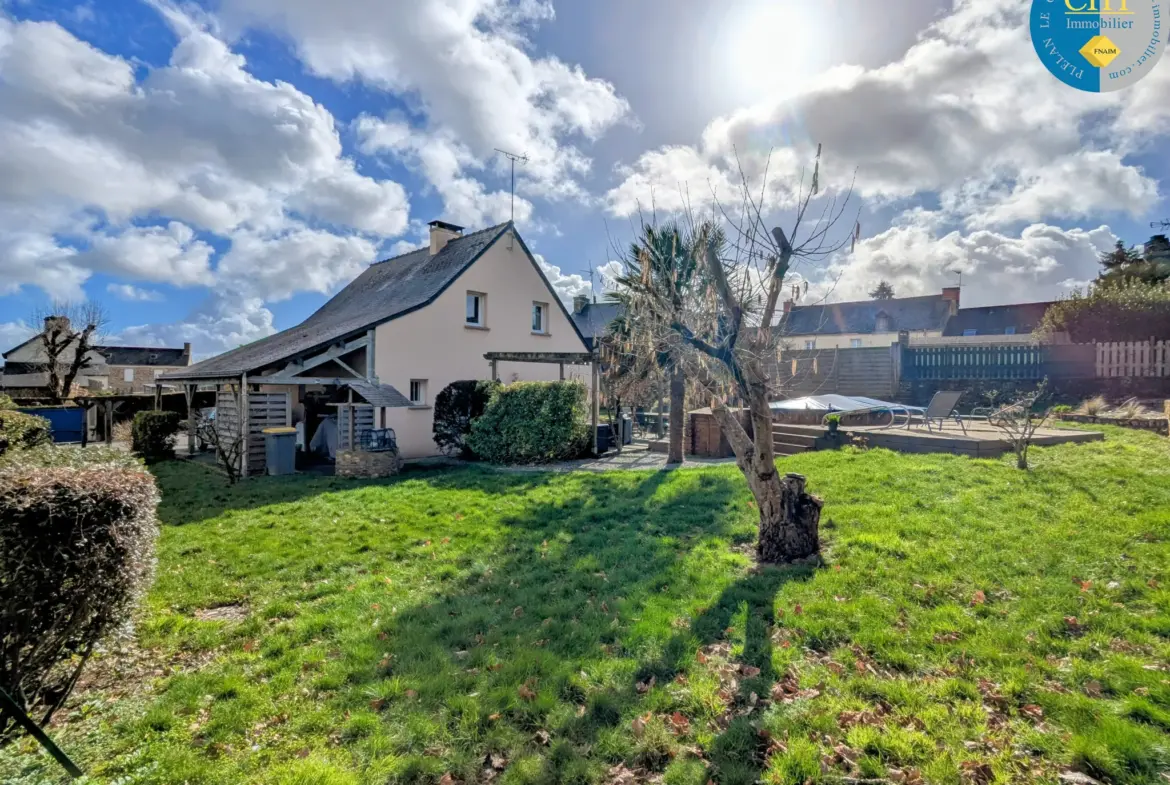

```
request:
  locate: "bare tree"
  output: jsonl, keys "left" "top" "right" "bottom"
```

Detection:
{"left": 28, "top": 303, "right": 109, "bottom": 403}
{"left": 614, "top": 146, "right": 857, "bottom": 563}
{"left": 196, "top": 405, "right": 245, "bottom": 485}
{"left": 989, "top": 384, "right": 1051, "bottom": 470}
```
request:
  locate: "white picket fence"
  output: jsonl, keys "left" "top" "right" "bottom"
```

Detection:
{"left": 1096, "top": 340, "right": 1170, "bottom": 378}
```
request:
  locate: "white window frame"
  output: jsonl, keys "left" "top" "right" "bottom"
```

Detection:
{"left": 531, "top": 301, "right": 548, "bottom": 334}
{"left": 850, "top": 338, "right": 864, "bottom": 348}
{"left": 804, "top": 339, "right": 816, "bottom": 350}
{"left": 466, "top": 292, "right": 485, "bottom": 327}
{"left": 409, "top": 379, "right": 427, "bottom": 406}
{"left": 123, "top": 368, "right": 135, "bottom": 383}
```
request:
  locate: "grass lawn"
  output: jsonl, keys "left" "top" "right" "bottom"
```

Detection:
{"left": 4, "top": 426, "right": 1170, "bottom": 785}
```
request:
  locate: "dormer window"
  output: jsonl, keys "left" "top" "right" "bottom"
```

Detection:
{"left": 874, "top": 313, "right": 891, "bottom": 332}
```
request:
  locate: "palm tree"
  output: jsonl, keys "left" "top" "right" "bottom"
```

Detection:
{"left": 609, "top": 222, "right": 709, "bottom": 464}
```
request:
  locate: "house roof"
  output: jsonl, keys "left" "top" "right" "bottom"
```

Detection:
{"left": 162, "top": 222, "right": 588, "bottom": 382}
{"left": 97, "top": 346, "right": 189, "bottom": 366}
{"left": 344, "top": 381, "right": 413, "bottom": 408}
{"left": 942, "top": 302, "right": 1054, "bottom": 337}
{"left": 779, "top": 295, "right": 953, "bottom": 336}
{"left": 570, "top": 300, "right": 624, "bottom": 349}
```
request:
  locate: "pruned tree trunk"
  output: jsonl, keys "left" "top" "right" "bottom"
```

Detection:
{"left": 755, "top": 473, "right": 821, "bottom": 564}
{"left": 667, "top": 368, "right": 685, "bottom": 464}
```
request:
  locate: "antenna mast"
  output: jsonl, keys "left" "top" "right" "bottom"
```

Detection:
{"left": 494, "top": 148, "right": 529, "bottom": 221}
{"left": 1151, "top": 219, "right": 1170, "bottom": 230}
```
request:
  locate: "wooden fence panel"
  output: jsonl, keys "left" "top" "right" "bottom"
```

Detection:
{"left": 1096, "top": 340, "right": 1170, "bottom": 378}
{"left": 338, "top": 405, "right": 375, "bottom": 451}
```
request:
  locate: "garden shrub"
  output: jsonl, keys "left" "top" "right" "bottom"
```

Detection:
{"left": 467, "top": 381, "right": 591, "bottom": 464}
{"left": 432, "top": 379, "right": 498, "bottom": 457}
{"left": 131, "top": 410, "right": 181, "bottom": 462}
{"left": 0, "top": 393, "right": 17, "bottom": 410}
{"left": 0, "top": 446, "right": 159, "bottom": 739}
{"left": 0, "top": 410, "right": 51, "bottom": 457}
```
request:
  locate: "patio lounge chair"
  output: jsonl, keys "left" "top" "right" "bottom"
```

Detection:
{"left": 908, "top": 390, "right": 967, "bottom": 434}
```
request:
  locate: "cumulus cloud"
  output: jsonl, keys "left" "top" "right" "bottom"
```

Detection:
{"left": 605, "top": 0, "right": 1163, "bottom": 228}
{"left": 533, "top": 254, "right": 589, "bottom": 303}
{"left": 356, "top": 115, "right": 532, "bottom": 227}
{"left": 0, "top": 9, "right": 409, "bottom": 307}
{"left": 814, "top": 215, "right": 1118, "bottom": 307}
{"left": 219, "top": 0, "right": 630, "bottom": 199}
{"left": 117, "top": 292, "right": 277, "bottom": 357}
{"left": 0, "top": 320, "right": 36, "bottom": 355}
{"left": 107, "top": 284, "right": 165, "bottom": 302}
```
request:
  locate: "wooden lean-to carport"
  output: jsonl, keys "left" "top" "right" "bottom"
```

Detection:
{"left": 482, "top": 350, "right": 600, "bottom": 455}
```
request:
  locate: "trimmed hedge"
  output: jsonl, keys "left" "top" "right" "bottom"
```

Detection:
{"left": 131, "top": 410, "right": 181, "bottom": 462}
{"left": 1, "top": 446, "right": 159, "bottom": 739}
{"left": 0, "top": 410, "right": 51, "bottom": 457}
{"left": 467, "top": 381, "right": 591, "bottom": 464}
{"left": 432, "top": 379, "right": 498, "bottom": 457}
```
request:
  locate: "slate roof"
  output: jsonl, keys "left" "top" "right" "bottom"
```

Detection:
{"left": 98, "top": 346, "right": 189, "bottom": 366}
{"left": 942, "top": 302, "right": 1053, "bottom": 337}
{"left": 779, "top": 295, "right": 953, "bottom": 336}
{"left": 346, "top": 381, "right": 413, "bottom": 408}
{"left": 162, "top": 222, "right": 580, "bottom": 381}
{"left": 570, "top": 301, "right": 624, "bottom": 350}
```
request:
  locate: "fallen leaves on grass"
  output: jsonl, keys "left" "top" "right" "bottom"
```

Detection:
{"left": 971, "top": 590, "right": 986, "bottom": 606}
{"left": 960, "top": 760, "right": 994, "bottom": 785}
{"left": 635, "top": 675, "right": 656, "bottom": 694}
{"left": 518, "top": 680, "right": 537, "bottom": 701}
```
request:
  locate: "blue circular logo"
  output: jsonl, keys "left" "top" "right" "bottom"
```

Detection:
{"left": 1030, "top": 0, "right": 1165, "bottom": 92}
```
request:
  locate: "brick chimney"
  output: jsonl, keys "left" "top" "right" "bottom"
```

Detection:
{"left": 182, "top": 342, "right": 192, "bottom": 365}
{"left": 783, "top": 299, "right": 793, "bottom": 315}
{"left": 941, "top": 286, "right": 961, "bottom": 314}
{"left": 428, "top": 220, "right": 463, "bottom": 255}
{"left": 573, "top": 294, "right": 589, "bottom": 315}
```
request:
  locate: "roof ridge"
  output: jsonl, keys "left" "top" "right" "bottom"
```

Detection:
{"left": 370, "top": 221, "right": 511, "bottom": 267}
{"left": 792, "top": 293, "right": 944, "bottom": 309}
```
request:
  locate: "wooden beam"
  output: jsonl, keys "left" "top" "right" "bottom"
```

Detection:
{"left": 366, "top": 328, "right": 376, "bottom": 380}
{"left": 483, "top": 351, "right": 594, "bottom": 364}
{"left": 274, "top": 335, "right": 370, "bottom": 376}
{"left": 243, "top": 375, "right": 362, "bottom": 386}
{"left": 184, "top": 384, "right": 196, "bottom": 456}
{"left": 240, "top": 373, "right": 249, "bottom": 478}
{"left": 591, "top": 361, "right": 599, "bottom": 456}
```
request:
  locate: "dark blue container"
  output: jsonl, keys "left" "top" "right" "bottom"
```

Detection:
{"left": 17, "top": 406, "right": 85, "bottom": 444}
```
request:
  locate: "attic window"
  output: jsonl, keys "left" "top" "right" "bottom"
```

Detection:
{"left": 874, "top": 314, "right": 891, "bottom": 332}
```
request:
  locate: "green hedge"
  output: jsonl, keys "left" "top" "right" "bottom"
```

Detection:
{"left": 131, "top": 410, "right": 181, "bottom": 462}
{"left": 1, "top": 446, "right": 159, "bottom": 739}
{"left": 467, "top": 381, "right": 591, "bottom": 464}
{"left": 0, "top": 410, "right": 51, "bottom": 457}
{"left": 432, "top": 379, "right": 498, "bottom": 457}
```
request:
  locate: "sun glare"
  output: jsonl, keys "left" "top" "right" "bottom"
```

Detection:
{"left": 726, "top": 3, "right": 822, "bottom": 101}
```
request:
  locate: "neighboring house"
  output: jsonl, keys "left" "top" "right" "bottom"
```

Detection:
{"left": 941, "top": 301, "right": 1054, "bottom": 340}
{"left": 570, "top": 296, "right": 624, "bottom": 351}
{"left": 160, "top": 221, "right": 594, "bottom": 459}
{"left": 0, "top": 320, "right": 191, "bottom": 396}
{"left": 777, "top": 288, "right": 960, "bottom": 349}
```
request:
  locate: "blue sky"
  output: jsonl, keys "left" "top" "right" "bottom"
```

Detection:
{"left": 0, "top": 0, "right": 1167, "bottom": 358}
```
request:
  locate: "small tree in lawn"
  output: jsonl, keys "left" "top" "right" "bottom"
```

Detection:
{"left": 28, "top": 303, "right": 110, "bottom": 403}
{"left": 614, "top": 146, "right": 857, "bottom": 563}
{"left": 196, "top": 408, "right": 245, "bottom": 485}
{"left": 990, "top": 383, "right": 1051, "bottom": 470}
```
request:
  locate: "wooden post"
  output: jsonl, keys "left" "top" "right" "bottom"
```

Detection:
{"left": 184, "top": 384, "right": 196, "bottom": 456}
{"left": 104, "top": 401, "right": 113, "bottom": 445}
{"left": 490, "top": 358, "right": 498, "bottom": 381}
{"left": 559, "top": 362, "right": 564, "bottom": 381}
{"left": 80, "top": 402, "right": 88, "bottom": 448}
{"left": 347, "top": 387, "right": 355, "bottom": 451}
{"left": 153, "top": 384, "right": 162, "bottom": 411}
{"left": 591, "top": 358, "right": 599, "bottom": 455}
{"left": 366, "top": 328, "right": 376, "bottom": 380}
{"left": 240, "top": 374, "right": 249, "bottom": 478}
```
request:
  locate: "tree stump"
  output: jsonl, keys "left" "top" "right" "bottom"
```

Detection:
{"left": 757, "top": 473, "right": 822, "bottom": 564}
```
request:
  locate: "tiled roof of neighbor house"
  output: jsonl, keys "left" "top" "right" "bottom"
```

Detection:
{"left": 942, "top": 302, "right": 1054, "bottom": 337}
{"left": 98, "top": 346, "right": 189, "bottom": 366}
{"left": 779, "top": 295, "right": 952, "bottom": 336}
{"left": 570, "top": 301, "right": 624, "bottom": 349}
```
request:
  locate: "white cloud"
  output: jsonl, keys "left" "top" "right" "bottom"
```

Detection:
{"left": 356, "top": 115, "right": 532, "bottom": 227}
{"left": 0, "top": 320, "right": 36, "bottom": 355}
{"left": 815, "top": 215, "right": 1117, "bottom": 307}
{"left": 216, "top": 225, "right": 379, "bottom": 302}
{"left": 117, "top": 292, "right": 276, "bottom": 357}
{"left": 533, "top": 253, "right": 589, "bottom": 303}
{"left": 107, "top": 283, "right": 165, "bottom": 302}
{"left": 219, "top": 0, "right": 630, "bottom": 199}
{"left": 605, "top": 0, "right": 1164, "bottom": 228}
{"left": 0, "top": 9, "right": 410, "bottom": 307}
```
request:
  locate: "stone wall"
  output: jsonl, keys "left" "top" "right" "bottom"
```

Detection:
{"left": 336, "top": 449, "right": 403, "bottom": 478}
{"left": 1056, "top": 412, "right": 1168, "bottom": 436}
{"left": 108, "top": 365, "right": 187, "bottom": 394}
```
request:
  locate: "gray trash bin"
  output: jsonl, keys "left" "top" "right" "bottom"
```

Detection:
{"left": 263, "top": 426, "right": 297, "bottom": 476}
{"left": 620, "top": 415, "right": 633, "bottom": 445}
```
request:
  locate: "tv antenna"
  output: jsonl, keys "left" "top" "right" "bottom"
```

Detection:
{"left": 580, "top": 261, "right": 597, "bottom": 302}
{"left": 494, "top": 148, "right": 529, "bottom": 221}
{"left": 1151, "top": 219, "right": 1170, "bottom": 230}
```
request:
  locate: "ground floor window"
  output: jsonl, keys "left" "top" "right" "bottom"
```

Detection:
{"left": 409, "top": 379, "right": 427, "bottom": 406}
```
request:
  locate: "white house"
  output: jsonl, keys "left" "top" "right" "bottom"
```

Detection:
{"left": 161, "top": 221, "right": 593, "bottom": 461}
